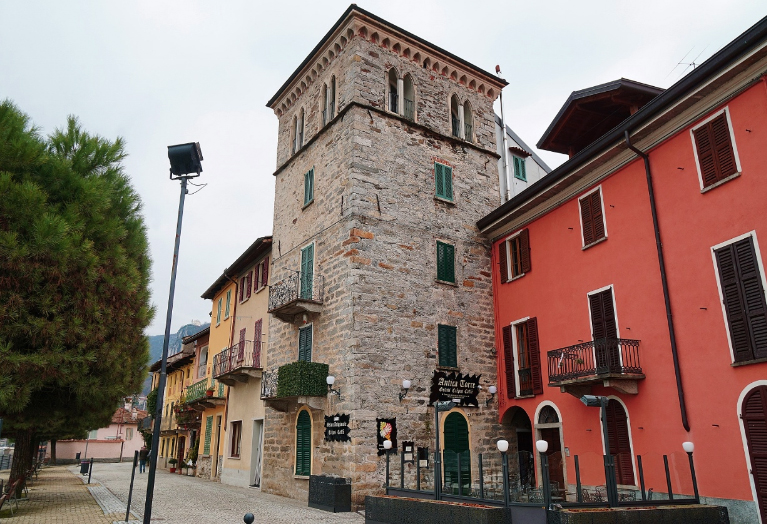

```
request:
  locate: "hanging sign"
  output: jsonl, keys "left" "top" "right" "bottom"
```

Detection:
{"left": 429, "top": 371, "right": 480, "bottom": 407}
{"left": 324, "top": 413, "right": 351, "bottom": 442}
{"left": 376, "top": 417, "right": 397, "bottom": 456}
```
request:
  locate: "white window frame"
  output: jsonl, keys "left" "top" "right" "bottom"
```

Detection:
{"left": 710, "top": 230, "right": 767, "bottom": 364}
{"left": 501, "top": 229, "right": 527, "bottom": 282}
{"left": 229, "top": 420, "right": 242, "bottom": 459}
{"left": 690, "top": 106, "right": 742, "bottom": 192}
{"left": 510, "top": 316, "right": 531, "bottom": 398}
{"left": 586, "top": 284, "right": 622, "bottom": 367}
{"left": 533, "top": 401, "right": 567, "bottom": 491}
{"left": 578, "top": 185, "right": 608, "bottom": 248}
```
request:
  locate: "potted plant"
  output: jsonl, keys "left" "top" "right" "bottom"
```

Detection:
{"left": 179, "top": 460, "right": 188, "bottom": 475}
{"left": 205, "top": 387, "right": 215, "bottom": 397}
{"left": 168, "top": 458, "right": 178, "bottom": 473}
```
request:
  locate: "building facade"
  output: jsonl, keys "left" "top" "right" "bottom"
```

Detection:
{"left": 479, "top": 17, "right": 767, "bottom": 524}
{"left": 261, "top": 5, "right": 509, "bottom": 506}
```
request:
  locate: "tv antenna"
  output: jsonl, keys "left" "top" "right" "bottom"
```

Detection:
{"left": 665, "top": 45, "right": 708, "bottom": 81}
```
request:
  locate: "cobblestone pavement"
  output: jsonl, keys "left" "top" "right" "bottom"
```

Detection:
{"left": 1, "top": 464, "right": 365, "bottom": 524}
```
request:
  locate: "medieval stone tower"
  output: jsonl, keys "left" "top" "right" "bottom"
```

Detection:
{"left": 261, "top": 5, "right": 511, "bottom": 506}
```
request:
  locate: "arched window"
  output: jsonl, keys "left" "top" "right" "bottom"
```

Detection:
{"left": 295, "top": 410, "right": 312, "bottom": 476}
{"left": 450, "top": 95, "right": 460, "bottom": 138}
{"left": 538, "top": 405, "right": 559, "bottom": 424}
{"left": 463, "top": 101, "right": 473, "bottom": 143}
{"left": 403, "top": 74, "right": 415, "bottom": 121}
{"left": 387, "top": 68, "right": 399, "bottom": 114}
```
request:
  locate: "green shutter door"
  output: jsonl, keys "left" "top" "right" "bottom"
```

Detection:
{"left": 300, "top": 244, "right": 314, "bottom": 299}
{"left": 437, "top": 242, "right": 455, "bottom": 283}
{"left": 203, "top": 416, "right": 213, "bottom": 455}
{"left": 296, "top": 411, "right": 311, "bottom": 476}
{"left": 299, "top": 325, "right": 312, "bottom": 362}
{"left": 438, "top": 325, "right": 457, "bottom": 368}
{"left": 443, "top": 412, "right": 470, "bottom": 494}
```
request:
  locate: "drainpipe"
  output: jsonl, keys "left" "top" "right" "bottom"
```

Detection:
{"left": 624, "top": 130, "right": 690, "bottom": 432}
{"left": 496, "top": 66, "right": 511, "bottom": 201}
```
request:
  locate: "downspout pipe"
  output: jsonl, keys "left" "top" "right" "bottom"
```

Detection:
{"left": 624, "top": 130, "right": 690, "bottom": 432}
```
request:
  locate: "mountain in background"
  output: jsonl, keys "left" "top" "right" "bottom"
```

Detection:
{"left": 142, "top": 322, "right": 209, "bottom": 396}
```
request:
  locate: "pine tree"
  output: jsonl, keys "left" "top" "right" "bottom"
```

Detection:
{"left": 0, "top": 101, "right": 154, "bottom": 489}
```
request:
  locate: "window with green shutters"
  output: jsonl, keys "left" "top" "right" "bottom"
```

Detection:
{"left": 300, "top": 243, "right": 314, "bottom": 300}
{"left": 295, "top": 410, "right": 312, "bottom": 476}
{"left": 224, "top": 290, "right": 231, "bottom": 319}
{"left": 304, "top": 168, "right": 314, "bottom": 206}
{"left": 434, "top": 162, "right": 453, "bottom": 201}
{"left": 436, "top": 241, "right": 455, "bottom": 283}
{"left": 438, "top": 324, "right": 458, "bottom": 368}
{"left": 203, "top": 416, "right": 213, "bottom": 455}
{"left": 298, "top": 325, "right": 313, "bottom": 362}
{"left": 513, "top": 155, "right": 526, "bottom": 181}
{"left": 216, "top": 298, "right": 222, "bottom": 325}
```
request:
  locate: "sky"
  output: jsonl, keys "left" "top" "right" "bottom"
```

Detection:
{"left": 1, "top": 0, "right": 765, "bottom": 335}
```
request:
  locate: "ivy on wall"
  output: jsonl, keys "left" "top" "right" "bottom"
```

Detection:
{"left": 277, "top": 361, "right": 329, "bottom": 397}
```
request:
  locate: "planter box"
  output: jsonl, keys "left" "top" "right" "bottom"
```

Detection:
{"left": 548, "top": 505, "right": 729, "bottom": 524}
{"left": 308, "top": 475, "right": 351, "bottom": 513}
{"left": 365, "top": 495, "right": 506, "bottom": 524}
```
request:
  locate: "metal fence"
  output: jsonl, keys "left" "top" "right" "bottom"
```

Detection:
{"left": 0, "top": 454, "right": 12, "bottom": 470}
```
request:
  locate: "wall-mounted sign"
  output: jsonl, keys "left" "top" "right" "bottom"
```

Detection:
{"left": 429, "top": 371, "right": 480, "bottom": 407}
{"left": 376, "top": 417, "right": 397, "bottom": 456}
{"left": 418, "top": 447, "right": 429, "bottom": 468}
{"left": 402, "top": 441, "right": 414, "bottom": 463}
{"left": 324, "top": 413, "right": 350, "bottom": 442}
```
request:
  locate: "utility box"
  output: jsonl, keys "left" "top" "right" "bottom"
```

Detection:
{"left": 308, "top": 474, "right": 351, "bottom": 513}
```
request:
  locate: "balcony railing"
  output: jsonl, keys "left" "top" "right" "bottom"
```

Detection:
{"left": 268, "top": 272, "right": 324, "bottom": 321}
{"left": 547, "top": 339, "right": 642, "bottom": 384}
{"left": 404, "top": 98, "right": 414, "bottom": 121}
{"left": 213, "top": 340, "right": 262, "bottom": 379}
{"left": 185, "top": 377, "right": 224, "bottom": 403}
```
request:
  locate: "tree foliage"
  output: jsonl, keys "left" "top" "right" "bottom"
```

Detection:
{"left": 0, "top": 100, "right": 154, "bottom": 443}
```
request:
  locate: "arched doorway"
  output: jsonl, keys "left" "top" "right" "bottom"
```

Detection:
{"left": 536, "top": 405, "right": 565, "bottom": 495}
{"left": 605, "top": 399, "right": 634, "bottom": 485}
{"left": 742, "top": 385, "right": 767, "bottom": 522}
{"left": 443, "top": 412, "right": 470, "bottom": 494}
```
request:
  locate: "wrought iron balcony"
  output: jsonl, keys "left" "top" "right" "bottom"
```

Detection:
{"left": 261, "top": 361, "right": 329, "bottom": 412}
{"left": 184, "top": 377, "right": 225, "bottom": 410}
{"left": 213, "top": 340, "right": 263, "bottom": 386}
{"left": 268, "top": 272, "right": 324, "bottom": 322}
{"left": 404, "top": 98, "right": 414, "bottom": 121}
{"left": 547, "top": 339, "right": 644, "bottom": 395}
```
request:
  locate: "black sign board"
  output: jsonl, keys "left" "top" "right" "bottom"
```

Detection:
{"left": 429, "top": 371, "right": 480, "bottom": 407}
{"left": 324, "top": 413, "right": 350, "bottom": 442}
{"left": 376, "top": 417, "right": 397, "bottom": 456}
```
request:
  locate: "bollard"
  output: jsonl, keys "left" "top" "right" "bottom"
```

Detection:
{"left": 126, "top": 450, "right": 139, "bottom": 522}
{"left": 88, "top": 457, "right": 94, "bottom": 484}
{"left": 244, "top": 513, "right": 255, "bottom": 524}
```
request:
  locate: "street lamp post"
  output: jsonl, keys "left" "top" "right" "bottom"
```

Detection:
{"left": 497, "top": 439, "right": 510, "bottom": 508}
{"left": 143, "top": 143, "right": 203, "bottom": 524}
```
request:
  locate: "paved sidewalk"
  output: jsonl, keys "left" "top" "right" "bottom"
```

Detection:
{"left": 3, "top": 463, "right": 365, "bottom": 524}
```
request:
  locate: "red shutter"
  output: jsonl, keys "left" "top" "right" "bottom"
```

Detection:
{"left": 519, "top": 229, "right": 531, "bottom": 274}
{"left": 606, "top": 400, "right": 635, "bottom": 485}
{"left": 527, "top": 317, "right": 543, "bottom": 394}
{"left": 246, "top": 271, "right": 253, "bottom": 299}
{"left": 712, "top": 114, "right": 737, "bottom": 180}
{"left": 263, "top": 257, "right": 269, "bottom": 288}
{"left": 254, "top": 319, "right": 262, "bottom": 367}
{"left": 580, "top": 195, "right": 594, "bottom": 246}
{"left": 591, "top": 190, "right": 605, "bottom": 241}
{"left": 695, "top": 114, "right": 737, "bottom": 188}
{"left": 502, "top": 325, "right": 516, "bottom": 399}
{"left": 735, "top": 238, "right": 767, "bottom": 360}
{"left": 717, "top": 243, "right": 754, "bottom": 362}
{"left": 239, "top": 278, "right": 244, "bottom": 302}
{"left": 499, "top": 241, "right": 509, "bottom": 283}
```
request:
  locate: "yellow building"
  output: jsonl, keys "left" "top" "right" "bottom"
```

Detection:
{"left": 212, "top": 237, "right": 272, "bottom": 487}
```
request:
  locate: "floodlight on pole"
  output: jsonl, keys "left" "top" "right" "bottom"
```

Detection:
{"left": 143, "top": 142, "right": 203, "bottom": 524}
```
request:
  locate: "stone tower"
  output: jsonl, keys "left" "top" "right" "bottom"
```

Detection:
{"left": 261, "top": 5, "right": 511, "bottom": 506}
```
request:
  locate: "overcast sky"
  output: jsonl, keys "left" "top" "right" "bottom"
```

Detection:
{"left": 1, "top": 0, "right": 765, "bottom": 335}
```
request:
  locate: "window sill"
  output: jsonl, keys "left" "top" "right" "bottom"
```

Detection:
{"left": 514, "top": 394, "right": 536, "bottom": 400}
{"left": 434, "top": 196, "right": 455, "bottom": 206}
{"left": 731, "top": 357, "right": 767, "bottom": 367}
{"left": 582, "top": 236, "right": 607, "bottom": 251}
{"left": 239, "top": 296, "right": 250, "bottom": 305}
{"left": 294, "top": 475, "right": 310, "bottom": 480}
{"left": 509, "top": 273, "right": 525, "bottom": 282}
{"left": 255, "top": 286, "right": 267, "bottom": 294}
{"left": 228, "top": 456, "right": 241, "bottom": 460}
{"left": 437, "top": 365, "right": 460, "bottom": 372}
{"left": 514, "top": 176, "right": 527, "bottom": 182}
{"left": 701, "top": 172, "right": 740, "bottom": 193}
{"left": 435, "top": 279, "right": 458, "bottom": 287}
{"left": 302, "top": 199, "right": 314, "bottom": 210}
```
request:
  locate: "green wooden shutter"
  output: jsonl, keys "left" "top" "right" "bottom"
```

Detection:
{"left": 436, "top": 241, "right": 455, "bottom": 283}
{"left": 300, "top": 244, "right": 314, "bottom": 299}
{"left": 298, "top": 325, "right": 312, "bottom": 362}
{"left": 295, "top": 411, "right": 311, "bottom": 476}
{"left": 203, "top": 416, "right": 213, "bottom": 455}
{"left": 304, "top": 168, "right": 314, "bottom": 206}
{"left": 513, "top": 156, "right": 527, "bottom": 181}
{"left": 443, "top": 164, "right": 453, "bottom": 200}
{"left": 435, "top": 162, "right": 445, "bottom": 198}
{"left": 438, "top": 325, "right": 457, "bottom": 367}
{"left": 225, "top": 290, "right": 231, "bottom": 318}
{"left": 216, "top": 298, "right": 222, "bottom": 324}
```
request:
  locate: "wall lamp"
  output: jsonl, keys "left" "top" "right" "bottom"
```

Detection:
{"left": 398, "top": 379, "right": 411, "bottom": 402}
{"left": 326, "top": 375, "right": 340, "bottom": 397}
{"left": 485, "top": 385, "right": 497, "bottom": 406}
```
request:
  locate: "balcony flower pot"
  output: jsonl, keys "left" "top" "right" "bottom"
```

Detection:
{"left": 205, "top": 389, "right": 214, "bottom": 397}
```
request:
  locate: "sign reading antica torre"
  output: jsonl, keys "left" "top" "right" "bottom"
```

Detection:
{"left": 260, "top": 5, "right": 512, "bottom": 506}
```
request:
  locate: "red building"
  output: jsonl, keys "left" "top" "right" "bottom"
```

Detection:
{"left": 479, "top": 17, "right": 767, "bottom": 524}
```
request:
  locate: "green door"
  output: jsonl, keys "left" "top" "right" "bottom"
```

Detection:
{"left": 443, "top": 412, "right": 470, "bottom": 494}
{"left": 300, "top": 244, "right": 314, "bottom": 300}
